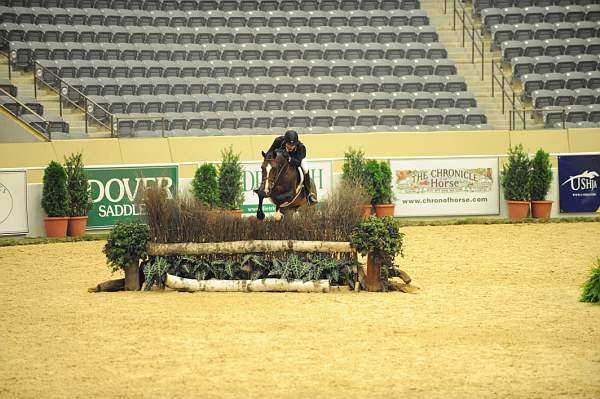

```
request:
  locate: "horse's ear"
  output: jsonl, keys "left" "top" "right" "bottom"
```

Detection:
{"left": 261, "top": 151, "right": 266, "bottom": 158}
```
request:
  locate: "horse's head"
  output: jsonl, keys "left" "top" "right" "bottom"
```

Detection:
{"left": 255, "top": 150, "right": 287, "bottom": 197}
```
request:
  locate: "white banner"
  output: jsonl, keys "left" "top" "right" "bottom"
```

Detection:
{"left": 241, "top": 160, "right": 332, "bottom": 215}
{"left": 390, "top": 157, "right": 500, "bottom": 217}
{"left": 0, "top": 170, "right": 29, "bottom": 235}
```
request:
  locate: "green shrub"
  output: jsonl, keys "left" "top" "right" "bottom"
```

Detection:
{"left": 218, "top": 146, "right": 244, "bottom": 210}
{"left": 143, "top": 252, "right": 357, "bottom": 290}
{"left": 364, "top": 160, "right": 393, "bottom": 205}
{"left": 41, "top": 160, "right": 70, "bottom": 217}
{"left": 64, "top": 153, "right": 92, "bottom": 217}
{"left": 342, "top": 148, "right": 369, "bottom": 189}
{"left": 529, "top": 149, "right": 553, "bottom": 201}
{"left": 192, "top": 163, "right": 220, "bottom": 208}
{"left": 580, "top": 258, "right": 600, "bottom": 304}
{"left": 501, "top": 144, "right": 530, "bottom": 201}
{"left": 103, "top": 221, "right": 150, "bottom": 273}
{"left": 350, "top": 216, "right": 404, "bottom": 290}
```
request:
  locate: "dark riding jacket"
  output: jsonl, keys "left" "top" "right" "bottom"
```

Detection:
{"left": 266, "top": 136, "right": 307, "bottom": 168}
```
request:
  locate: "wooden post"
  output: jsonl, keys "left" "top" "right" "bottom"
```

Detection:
{"left": 365, "top": 254, "right": 383, "bottom": 292}
{"left": 124, "top": 261, "right": 140, "bottom": 291}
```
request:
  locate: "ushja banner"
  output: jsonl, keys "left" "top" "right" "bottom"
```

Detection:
{"left": 558, "top": 154, "right": 600, "bottom": 213}
{"left": 390, "top": 157, "right": 500, "bottom": 217}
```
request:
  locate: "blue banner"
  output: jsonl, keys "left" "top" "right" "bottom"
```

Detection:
{"left": 558, "top": 155, "right": 600, "bottom": 213}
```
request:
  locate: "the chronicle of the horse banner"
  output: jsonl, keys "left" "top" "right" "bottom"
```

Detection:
{"left": 241, "top": 159, "right": 332, "bottom": 217}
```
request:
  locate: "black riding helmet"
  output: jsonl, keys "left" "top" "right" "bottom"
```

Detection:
{"left": 284, "top": 130, "right": 299, "bottom": 145}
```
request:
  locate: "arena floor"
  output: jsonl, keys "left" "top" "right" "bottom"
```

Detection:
{"left": 1, "top": 223, "right": 599, "bottom": 398}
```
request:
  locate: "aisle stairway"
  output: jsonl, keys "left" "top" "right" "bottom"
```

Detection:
{"left": 0, "top": 57, "right": 111, "bottom": 137}
{"left": 421, "top": 0, "right": 510, "bottom": 129}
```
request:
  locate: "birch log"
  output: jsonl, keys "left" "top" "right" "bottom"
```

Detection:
{"left": 148, "top": 240, "right": 353, "bottom": 256}
{"left": 166, "top": 274, "right": 330, "bottom": 293}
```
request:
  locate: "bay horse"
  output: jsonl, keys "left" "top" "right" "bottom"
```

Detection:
{"left": 254, "top": 150, "right": 317, "bottom": 220}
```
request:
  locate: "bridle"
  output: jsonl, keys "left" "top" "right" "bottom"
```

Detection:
{"left": 264, "top": 153, "right": 289, "bottom": 193}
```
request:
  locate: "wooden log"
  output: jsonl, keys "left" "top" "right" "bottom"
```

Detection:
{"left": 148, "top": 240, "right": 353, "bottom": 256}
{"left": 88, "top": 278, "right": 125, "bottom": 293}
{"left": 124, "top": 261, "right": 140, "bottom": 291}
{"left": 365, "top": 255, "right": 383, "bottom": 292}
{"left": 166, "top": 274, "right": 330, "bottom": 293}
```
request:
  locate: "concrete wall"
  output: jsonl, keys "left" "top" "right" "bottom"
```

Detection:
{"left": 1, "top": 128, "right": 599, "bottom": 183}
{"left": 1, "top": 129, "right": 599, "bottom": 237}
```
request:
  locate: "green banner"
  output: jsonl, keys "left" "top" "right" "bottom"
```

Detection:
{"left": 85, "top": 165, "right": 178, "bottom": 229}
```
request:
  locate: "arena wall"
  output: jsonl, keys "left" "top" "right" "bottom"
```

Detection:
{"left": 2, "top": 129, "right": 600, "bottom": 182}
{"left": 1, "top": 129, "right": 599, "bottom": 237}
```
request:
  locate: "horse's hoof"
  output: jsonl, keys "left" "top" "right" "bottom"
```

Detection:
{"left": 257, "top": 210, "right": 265, "bottom": 220}
{"left": 273, "top": 211, "right": 283, "bottom": 221}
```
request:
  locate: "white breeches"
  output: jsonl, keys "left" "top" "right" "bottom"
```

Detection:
{"left": 301, "top": 158, "right": 309, "bottom": 175}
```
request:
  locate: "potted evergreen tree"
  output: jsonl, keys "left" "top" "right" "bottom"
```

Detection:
{"left": 218, "top": 146, "right": 245, "bottom": 216}
{"left": 500, "top": 144, "right": 530, "bottom": 220}
{"left": 350, "top": 216, "right": 405, "bottom": 291}
{"left": 103, "top": 221, "right": 150, "bottom": 291}
{"left": 192, "top": 163, "right": 220, "bottom": 208}
{"left": 529, "top": 148, "right": 553, "bottom": 219}
{"left": 64, "top": 152, "right": 92, "bottom": 236}
{"left": 365, "top": 160, "right": 395, "bottom": 217}
{"left": 41, "top": 160, "right": 70, "bottom": 237}
{"left": 342, "top": 148, "right": 372, "bottom": 218}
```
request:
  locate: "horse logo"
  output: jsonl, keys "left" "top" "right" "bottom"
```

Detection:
{"left": 561, "top": 170, "right": 599, "bottom": 191}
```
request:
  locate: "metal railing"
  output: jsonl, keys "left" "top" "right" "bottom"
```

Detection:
{"left": 508, "top": 107, "right": 596, "bottom": 130}
{"left": 33, "top": 61, "right": 115, "bottom": 136}
{"left": 451, "top": 0, "right": 485, "bottom": 80}
{"left": 33, "top": 62, "right": 175, "bottom": 138}
{"left": 0, "top": 86, "right": 51, "bottom": 140}
{"left": 490, "top": 59, "right": 527, "bottom": 129}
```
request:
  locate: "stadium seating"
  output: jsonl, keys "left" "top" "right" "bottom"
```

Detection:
{"left": 0, "top": 0, "right": 494, "bottom": 136}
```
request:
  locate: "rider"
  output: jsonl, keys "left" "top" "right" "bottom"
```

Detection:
{"left": 265, "top": 130, "right": 317, "bottom": 204}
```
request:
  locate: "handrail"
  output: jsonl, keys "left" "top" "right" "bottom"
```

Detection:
{"left": 33, "top": 61, "right": 113, "bottom": 136}
{"left": 0, "top": 86, "right": 51, "bottom": 141}
{"left": 452, "top": 0, "right": 485, "bottom": 80}
{"left": 507, "top": 106, "right": 587, "bottom": 131}
{"left": 490, "top": 59, "right": 527, "bottom": 129}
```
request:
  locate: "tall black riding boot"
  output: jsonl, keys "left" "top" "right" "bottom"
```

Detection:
{"left": 303, "top": 173, "right": 317, "bottom": 204}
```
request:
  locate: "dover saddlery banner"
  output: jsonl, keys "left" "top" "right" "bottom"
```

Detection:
{"left": 86, "top": 165, "right": 178, "bottom": 229}
{"left": 558, "top": 155, "right": 600, "bottom": 213}
{"left": 390, "top": 157, "right": 499, "bottom": 217}
{"left": 0, "top": 170, "right": 28, "bottom": 235}
{"left": 240, "top": 160, "right": 332, "bottom": 215}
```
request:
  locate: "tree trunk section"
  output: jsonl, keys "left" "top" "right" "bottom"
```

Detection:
{"left": 148, "top": 240, "right": 353, "bottom": 256}
{"left": 366, "top": 254, "right": 383, "bottom": 292}
{"left": 124, "top": 261, "right": 140, "bottom": 291}
{"left": 166, "top": 274, "right": 330, "bottom": 293}
{"left": 88, "top": 278, "right": 125, "bottom": 292}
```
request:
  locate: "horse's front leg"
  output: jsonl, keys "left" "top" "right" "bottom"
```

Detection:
{"left": 255, "top": 192, "right": 266, "bottom": 220}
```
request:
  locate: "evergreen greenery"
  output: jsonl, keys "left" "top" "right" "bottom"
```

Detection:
{"left": 580, "top": 258, "right": 600, "bottom": 304}
{"left": 192, "top": 163, "right": 220, "bottom": 208}
{"left": 142, "top": 252, "right": 357, "bottom": 291}
{"left": 350, "top": 216, "right": 405, "bottom": 290}
{"left": 64, "top": 153, "right": 92, "bottom": 216}
{"left": 364, "top": 160, "right": 393, "bottom": 205}
{"left": 342, "top": 148, "right": 369, "bottom": 190}
{"left": 218, "top": 146, "right": 245, "bottom": 210}
{"left": 500, "top": 144, "right": 531, "bottom": 201}
{"left": 41, "top": 160, "right": 70, "bottom": 217}
{"left": 529, "top": 149, "right": 553, "bottom": 201}
{"left": 103, "top": 221, "right": 150, "bottom": 273}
